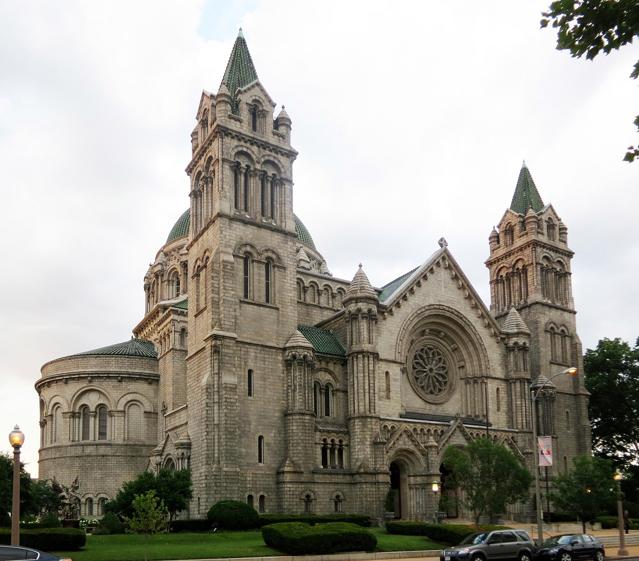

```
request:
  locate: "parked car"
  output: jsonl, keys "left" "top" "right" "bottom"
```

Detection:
{"left": 440, "top": 529, "right": 535, "bottom": 561}
{"left": 0, "top": 545, "right": 72, "bottom": 561}
{"left": 536, "top": 534, "right": 605, "bottom": 561}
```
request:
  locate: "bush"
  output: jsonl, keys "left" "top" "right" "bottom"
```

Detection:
{"left": 0, "top": 528, "right": 86, "bottom": 550}
{"left": 386, "top": 522, "right": 510, "bottom": 545}
{"left": 170, "top": 519, "right": 213, "bottom": 532}
{"left": 258, "top": 513, "right": 372, "bottom": 527}
{"left": 93, "top": 512, "right": 125, "bottom": 535}
{"left": 595, "top": 515, "right": 639, "bottom": 529}
{"left": 21, "top": 513, "right": 62, "bottom": 529}
{"left": 207, "top": 500, "right": 259, "bottom": 530}
{"left": 262, "top": 522, "right": 376, "bottom": 555}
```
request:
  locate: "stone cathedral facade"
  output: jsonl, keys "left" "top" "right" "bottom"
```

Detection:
{"left": 36, "top": 32, "right": 590, "bottom": 522}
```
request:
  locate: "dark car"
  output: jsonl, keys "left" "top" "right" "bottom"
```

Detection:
{"left": 536, "top": 534, "right": 605, "bottom": 561}
{"left": 0, "top": 545, "right": 72, "bottom": 561}
{"left": 441, "top": 529, "right": 535, "bottom": 561}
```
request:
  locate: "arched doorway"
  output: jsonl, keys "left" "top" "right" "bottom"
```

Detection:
{"left": 440, "top": 462, "right": 459, "bottom": 518}
{"left": 389, "top": 460, "right": 410, "bottom": 519}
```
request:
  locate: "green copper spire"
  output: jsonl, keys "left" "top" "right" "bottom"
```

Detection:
{"left": 221, "top": 28, "right": 258, "bottom": 97}
{"left": 510, "top": 161, "right": 544, "bottom": 214}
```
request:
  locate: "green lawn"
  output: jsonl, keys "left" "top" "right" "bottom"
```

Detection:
{"left": 55, "top": 528, "right": 443, "bottom": 561}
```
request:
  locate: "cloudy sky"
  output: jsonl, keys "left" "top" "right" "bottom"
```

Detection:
{"left": 1, "top": 1, "right": 637, "bottom": 475}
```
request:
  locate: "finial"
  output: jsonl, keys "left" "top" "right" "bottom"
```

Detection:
{"left": 522, "top": 159, "right": 527, "bottom": 168}
{"left": 438, "top": 237, "right": 448, "bottom": 248}
{"left": 282, "top": 105, "right": 285, "bottom": 110}
{"left": 358, "top": 263, "right": 363, "bottom": 269}
{"left": 238, "top": 27, "right": 244, "bottom": 38}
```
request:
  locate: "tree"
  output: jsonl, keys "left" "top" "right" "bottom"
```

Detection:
{"left": 550, "top": 455, "right": 616, "bottom": 532}
{"left": 541, "top": 1, "right": 639, "bottom": 162}
{"left": 124, "top": 491, "right": 168, "bottom": 561}
{"left": 0, "top": 453, "right": 34, "bottom": 526}
{"left": 584, "top": 337, "right": 639, "bottom": 468}
{"left": 442, "top": 438, "right": 532, "bottom": 525}
{"left": 29, "top": 479, "right": 65, "bottom": 518}
{"left": 105, "top": 469, "right": 192, "bottom": 524}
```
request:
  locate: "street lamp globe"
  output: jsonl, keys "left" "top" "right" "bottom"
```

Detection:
{"left": 8, "top": 426, "right": 24, "bottom": 449}
{"left": 431, "top": 481, "right": 440, "bottom": 493}
{"left": 613, "top": 471, "right": 622, "bottom": 482}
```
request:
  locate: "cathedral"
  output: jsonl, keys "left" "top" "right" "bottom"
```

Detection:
{"left": 35, "top": 31, "right": 591, "bottom": 522}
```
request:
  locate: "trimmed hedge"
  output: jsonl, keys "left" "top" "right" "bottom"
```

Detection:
{"left": 595, "top": 515, "right": 639, "bottom": 530}
{"left": 207, "top": 500, "right": 259, "bottom": 530}
{"left": 262, "top": 522, "right": 376, "bottom": 555}
{"left": 386, "top": 522, "right": 509, "bottom": 545}
{"left": 170, "top": 519, "right": 213, "bottom": 532}
{"left": 258, "top": 513, "right": 372, "bottom": 527}
{"left": 0, "top": 528, "right": 86, "bottom": 550}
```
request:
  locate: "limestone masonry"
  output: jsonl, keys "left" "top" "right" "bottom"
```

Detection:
{"left": 36, "top": 31, "right": 591, "bottom": 522}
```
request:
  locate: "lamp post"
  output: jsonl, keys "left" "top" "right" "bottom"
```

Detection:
{"left": 530, "top": 366, "right": 577, "bottom": 545}
{"left": 8, "top": 425, "right": 25, "bottom": 546}
{"left": 613, "top": 471, "right": 628, "bottom": 556}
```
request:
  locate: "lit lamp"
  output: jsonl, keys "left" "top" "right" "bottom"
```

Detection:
{"left": 613, "top": 472, "right": 628, "bottom": 556}
{"left": 9, "top": 425, "right": 25, "bottom": 546}
{"left": 530, "top": 366, "right": 577, "bottom": 545}
{"left": 431, "top": 481, "right": 440, "bottom": 493}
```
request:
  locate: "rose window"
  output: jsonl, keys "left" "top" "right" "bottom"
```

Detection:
{"left": 411, "top": 346, "right": 449, "bottom": 396}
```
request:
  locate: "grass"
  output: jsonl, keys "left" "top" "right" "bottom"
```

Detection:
{"left": 55, "top": 528, "right": 443, "bottom": 561}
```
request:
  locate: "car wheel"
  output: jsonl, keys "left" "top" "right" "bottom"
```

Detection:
{"left": 519, "top": 552, "right": 532, "bottom": 561}
{"left": 595, "top": 550, "right": 604, "bottom": 561}
{"left": 471, "top": 554, "right": 484, "bottom": 561}
{"left": 559, "top": 552, "right": 572, "bottom": 561}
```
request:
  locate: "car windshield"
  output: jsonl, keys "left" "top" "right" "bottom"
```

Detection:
{"left": 543, "top": 535, "right": 576, "bottom": 546}
{"left": 460, "top": 533, "right": 489, "bottom": 545}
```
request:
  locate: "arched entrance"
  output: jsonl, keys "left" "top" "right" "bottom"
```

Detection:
{"left": 389, "top": 461, "right": 403, "bottom": 518}
{"left": 440, "top": 462, "right": 459, "bottom": 518}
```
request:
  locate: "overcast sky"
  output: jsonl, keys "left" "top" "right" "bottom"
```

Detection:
{"left": 1, "top": 1, "right": 637, "bottom": 476}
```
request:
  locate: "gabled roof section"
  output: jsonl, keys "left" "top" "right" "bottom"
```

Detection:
{"left": 379, "top": 248, "right": 444, "bottom": 305}
{"left": 221, "top": 28, "right": 258, "bottom": 95}
{"left": 298, "top": 325, "right": 346, "bottom": 358}
{"left": 510, "top": 162, "right": 544, "bottom": 214}
{"left": 379, "top": 267, "right": 419, "bottom": 302}
{"left": 71, "top": 339, "right": 157, "bottom": 359}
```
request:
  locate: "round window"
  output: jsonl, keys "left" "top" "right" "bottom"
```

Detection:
{"left": 407, "top": 342, "right": 455, "bottom": 403}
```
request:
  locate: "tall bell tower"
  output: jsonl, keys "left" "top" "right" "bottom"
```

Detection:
{"left": 485, "top": 163, "right": 590, "bottom": 473}
{"left": 184, "top": 29, "right": 300, "bottom": 512}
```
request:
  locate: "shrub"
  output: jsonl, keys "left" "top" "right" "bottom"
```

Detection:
{"left": 0, "top": 528, "right": 86, "bottom": 550}
{"left": 170, "top": 519, "right": 213, "bottom": 532}
{"left": 258, "top": 513, "right": 372, "bottom": 527}
{"left": 543, "top": 512, "right": 577, "bottom": 523}
{"left": 386, "top": 522, "right": 510, "bottom": 545}
{"left": 21, "top": 513, "right": 62, "bottom": 529}
{"left": 207, "top": 500, "right": 259, "bottom": 530}
{"left": 262, "top": 522, "right": 376, "bottom": 555}
{"left": 595, "top": 515, "right": 639, "bottom": 529}
{"left": 94, "top": 511, "right": 125, "bottom": 535}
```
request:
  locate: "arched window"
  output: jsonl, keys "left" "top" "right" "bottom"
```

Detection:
{"left": 243, "top": 166, "right": 250, "bottom": 211}
{"left": 258, "top": 494, "right": 265, "bottom": 513}
{"left": 329, "top": 439, "right": 337, "bottom": 468}
{"left": 324, "top": 383, "right": 333, "bottom": 417}
{"left": 234, "top": 164, "right": 241, "bottom": 210}
{"left": 321, "top": 438, "right": 328, "bottom": 468}
{"left": 560, "top": 330, "right": 569, "bottom": 363}
{"left": 260, "top": 173, "right": 267, "bottom": 217}
{"left": 250, "top": 105, "right": 258, "bottom": 132}
{"left": 504, "top": 225, "right": 514, "bottom": 246}
{"left": 546, "top": 219, "right": 556, "bottom": 241}
{"left": 313, "top": 382, "right": 321, "bottom": 416}
{"left": 126, "top": 402, "right": 143, "bottom": 441}
{"left": 80, "top": 406, "right": 90, "bottom": 441}
{"left": 496, "top": 388, "right": 501, "bottom": 412}
{"left": 549, "top": 327, "right": 558, "bottom": 361}
{"left": 385, "top": 371, "right": 391, "bottom": 399}
{"left": 308, "top": 284, "right": 317, "bottom": 304}
{"left": 565, "top": 410, "right": 571, "bottom": 431}
{"left": 51, "top": 405, "right": 62, "bottom": 444}
{"left": 170, "top": 271, "right": 181, "bottom": 298}
{"left": 264, "top": 261, "right": 272, "bottom": 304}
{"left": 323, "top": 287, "right": 332, "bottom": 307}
{"left": 337, "top": 440, "right": 344, "bottom": 469}
{"left": 86, "top": 497, "right": 94, "bottom": 517}
{"left": 97, "top": 405, "right": 108, "bottom": 441}
{"left": 270, "top": 178, "right": 277, "bottom": 222}
{"left": 333, "top": 494, "right": 343, "bottom": 513}
{"left": 201, "top": 110, "right": 209, "bottom": 139}
{"left": 248, "top": 369, "right": 254, "bottom": 397}
{"left": 179, "top": 328, "right": 187, "bottom": 348}
{"left": 243, "top": 255, "right": 251, "bottom": 299}
{"left": 247, "top": 494, "right": 254, "bottom": 508}
{"left": 98, "top": 497, "right": 107, "bottom": 516}
{"left": 257, "top": 435, "right": 264, "bottom": 464}
{"left": 297, "top": 280, "right": 304, "bottom": 302}
{"left": 304, "top": 493, "right": 313, "bottom": 514}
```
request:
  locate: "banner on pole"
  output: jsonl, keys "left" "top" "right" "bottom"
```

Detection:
{"left": 538, "top": 436, "right": 553, "bottom": 467}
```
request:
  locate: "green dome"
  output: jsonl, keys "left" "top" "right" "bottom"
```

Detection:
{"left": 72, "top": 339, "right": 157, "bottom": 359}
{"left": 166, "top": 209, "right": 190, "bottom": 243}
{"left": 166, "top": 209, "right": 316, "bottom": 250}
{"left": 294, "top": 214, "right": 316, "bottom": 251}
